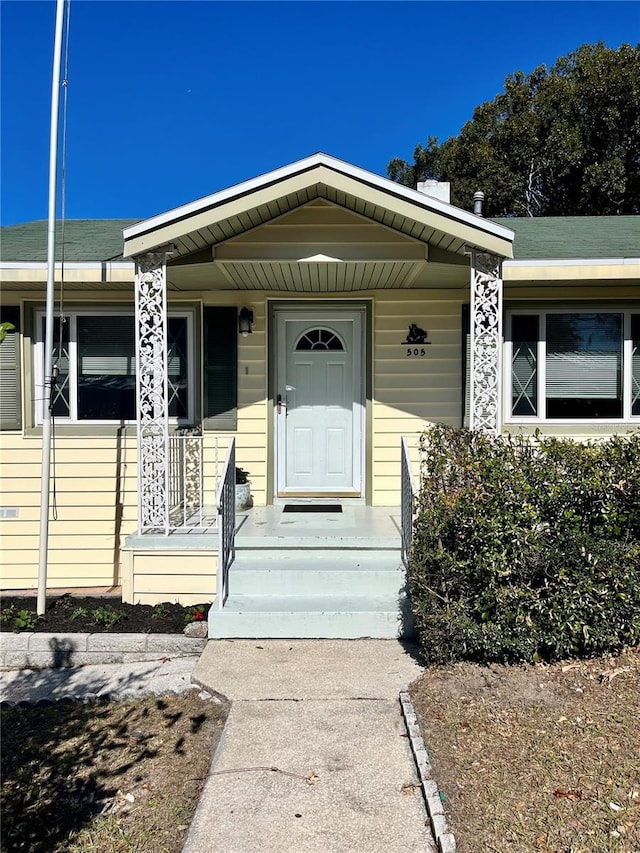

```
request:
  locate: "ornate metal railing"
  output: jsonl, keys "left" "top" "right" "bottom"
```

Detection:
{"left": 401, "top": 436, "right": 419, "bottom": 568}
{"left": 167, "top": 434, "right": 207, "bottom": 531}
{"left": 216, "top": 437, "right": 236, "bottom": 610}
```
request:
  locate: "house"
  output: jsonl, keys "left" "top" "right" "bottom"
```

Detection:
{"left": 1, "top": 154, "right": 638, "bottom": 637}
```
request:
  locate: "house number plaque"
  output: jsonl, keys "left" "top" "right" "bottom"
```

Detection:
{"left": 402, "top": 323, "right": 431, "bottom": 357}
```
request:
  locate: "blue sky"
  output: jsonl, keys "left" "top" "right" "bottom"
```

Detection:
{"left": 1, "top": 0, "right": 638, "bottom": 225}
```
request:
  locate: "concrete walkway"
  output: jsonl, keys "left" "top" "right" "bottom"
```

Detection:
{"left": 0, "top": 655, "right": 200, "bottom": 703}
{"left": 185, "top": 639, "right": 435, "bottom": 853}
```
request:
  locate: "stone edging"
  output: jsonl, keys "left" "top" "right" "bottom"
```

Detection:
{"left": 0, "top": 632, "right": 206, "bottom": 670}
{"left": 399, "top": 690, "right": 457, "bottom": 853}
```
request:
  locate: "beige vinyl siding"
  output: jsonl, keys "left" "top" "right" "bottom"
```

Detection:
{"left": 122, "top": 551, "right": 217, "bottom": 606}
{"left": 233, "top": 295, "right": 268, "bottom": 503}
{"left": 0, "top": 432, "right": 231, "bottom": 592}
{"left": 371, "top": 291, "right": 464, "bottom": 504}
{"left": 0, "top": 434, "right": 138, "bottom": 588}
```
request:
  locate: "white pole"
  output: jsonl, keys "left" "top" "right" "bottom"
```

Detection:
{"left": 37, "top": 0, "right": 66, "bottom": 616}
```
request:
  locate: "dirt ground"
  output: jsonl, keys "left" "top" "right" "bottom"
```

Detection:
{"left": 0, "top": 595, "right": 209, "bottom": 634}
{"left": 410, "top": 648, "right": 640, "bottom": 853}
{"left": 1, "top": 689, "right": 229, "bottom": 853}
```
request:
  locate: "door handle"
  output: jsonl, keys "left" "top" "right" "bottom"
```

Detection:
{"left": 277, "top": 393, "right": 286, "bottom": 415}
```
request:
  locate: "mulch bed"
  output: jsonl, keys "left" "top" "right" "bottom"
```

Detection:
{"left": 0, "top": 595, "right": 209, "bottom": 634}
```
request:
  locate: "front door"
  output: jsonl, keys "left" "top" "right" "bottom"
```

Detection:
{"left": 275, "top": 308, "right": 364, "bottom": 497}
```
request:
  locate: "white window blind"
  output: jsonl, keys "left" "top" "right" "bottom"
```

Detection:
{"left": 546, "top": 314, "right": 622, "bottom": 400}
{"left": 35, "top": 309, "right": 193, "bottom": 423}
{"left": 78, "top": 316, "right": 135, "bottom": 376}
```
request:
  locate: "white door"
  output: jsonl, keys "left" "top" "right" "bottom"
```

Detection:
{"left": 275, "top": 309, "right": 364, "bottom": 497}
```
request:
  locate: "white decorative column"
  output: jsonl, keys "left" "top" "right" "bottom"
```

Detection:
{"left": 469, "top": 249, "right": 503, "bottom": 434}
{"left": 135, "top": 250, "right": 170, "bottom": 533}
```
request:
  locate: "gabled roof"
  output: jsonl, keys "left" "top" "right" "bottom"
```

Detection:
{"left": 122, "top": 153, "right": 515, "bottom": 260}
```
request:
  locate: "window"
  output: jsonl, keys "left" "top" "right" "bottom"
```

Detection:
{"left": 34, "top": 309, "right": 194, "bottom": 424}
{"left": 506, "top": 309, "right": 640, "bottom": 422}
{"left": 295, "top": 328, "right": 344, "bottom": 351}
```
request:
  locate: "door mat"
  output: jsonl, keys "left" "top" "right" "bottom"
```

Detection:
{"left": 282, "top": 504, "right": 342, "bottom": 513}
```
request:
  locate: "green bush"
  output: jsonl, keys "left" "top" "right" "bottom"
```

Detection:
{"left": 408, "top": 426, "right": 640, "bottom": 664}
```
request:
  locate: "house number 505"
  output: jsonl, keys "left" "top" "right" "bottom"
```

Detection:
{"left": 406, "top": 348, "right": 427, "bottom": 357}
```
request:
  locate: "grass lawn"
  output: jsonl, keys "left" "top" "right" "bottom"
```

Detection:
{"left": 410, "top": 648, "right": 640, "bottom": 853}
{"left": 1, "top": 690, "right": 228, "bottom": 853}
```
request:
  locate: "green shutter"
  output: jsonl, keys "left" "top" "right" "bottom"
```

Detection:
{"left": 203, "top": 307, "right": 237, "bottom": 430}
{"left": 0, "top": 306, "right": 21, "bottom": 430}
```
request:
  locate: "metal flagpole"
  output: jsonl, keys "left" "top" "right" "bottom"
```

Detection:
{"left": 37, "top": 0, "right": 66, "bottom": 615}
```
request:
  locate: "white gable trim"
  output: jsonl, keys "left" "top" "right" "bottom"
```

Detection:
{"left": 123, "top": 153, "right": 514, "bottom": 259}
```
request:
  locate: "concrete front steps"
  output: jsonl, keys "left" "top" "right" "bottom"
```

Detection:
{"left": 208, "top": 547, "right": 413, "bottom": 639}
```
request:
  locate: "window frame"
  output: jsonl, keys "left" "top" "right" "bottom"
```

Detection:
{"left": 33, "top": 306, "right": 196, "bottom": 426}
{"left": 504, "top": 305, "right": 640, "bottom": 424}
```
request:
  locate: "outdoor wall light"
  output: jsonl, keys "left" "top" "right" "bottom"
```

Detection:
{"left": 238, "top": 307, "right": 254, "bottom": 336}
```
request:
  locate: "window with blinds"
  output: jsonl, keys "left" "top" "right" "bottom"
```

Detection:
{"left": 35, "top": 309, "right": 193, "bottom": 423}
{"left": 546, "top": 313, "right": 622, "bottom": 418}
{"left": 507, "top": 309, "right": 639, "bottom": 422}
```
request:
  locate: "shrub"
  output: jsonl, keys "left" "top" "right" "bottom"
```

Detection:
{"left": 408, "top": 426, "right": 640, "bottom": 664}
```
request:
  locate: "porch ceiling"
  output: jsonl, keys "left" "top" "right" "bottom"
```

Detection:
{"left": 123, "top": 154, "right": 514, "bottom": 264}
{"left": 164, "top": 197, "right": 471, "bottom": 291}
{"left": 167, "top": 259, "right": 430, "bottom": 292}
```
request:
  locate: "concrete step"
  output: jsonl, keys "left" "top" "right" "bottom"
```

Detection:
{"left": 229, "top": 550, "right": 405, "bottom": 596}
{"left": 208, "top": 593, "right": 414, "bottom": 639}
{"left": 234, "top": 532, "right": 400, "bottom": 550}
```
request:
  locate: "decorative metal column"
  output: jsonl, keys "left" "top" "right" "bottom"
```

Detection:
{"left": 135, "top": 250, "right": 171, "bottom": 533}
{"left": 469, "top": 249, "right": 503, "bottom": 434}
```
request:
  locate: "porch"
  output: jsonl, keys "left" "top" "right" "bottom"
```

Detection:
{"left": 123, "top": 438, "right": 419, "bottom": 638}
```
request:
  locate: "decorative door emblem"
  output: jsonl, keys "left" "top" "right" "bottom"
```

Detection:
{"left": 402, "top": 323, "right": 431, "bottom": 357}
{"left": 402, "top": 323, "right": 429, "bottom": 345}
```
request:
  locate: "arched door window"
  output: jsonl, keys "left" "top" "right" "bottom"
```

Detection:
{"left": 295, "top": 328, "right": 345, "bottom": 351}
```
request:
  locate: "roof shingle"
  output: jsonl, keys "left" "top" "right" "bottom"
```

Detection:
{"left": 1, "top": 215, "right": 638, "bottom": 263}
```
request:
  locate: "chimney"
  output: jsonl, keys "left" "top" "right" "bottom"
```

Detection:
{"left": 416, "top": 179, "right": 451, "bottom": 204}
{"left": 473, "top": 191, "right": 485, "bottom": 216}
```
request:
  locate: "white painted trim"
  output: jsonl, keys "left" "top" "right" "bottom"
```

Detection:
{"left": 123, "top": 153, "right": 514, "bottom": 244}
{"left": 274, "top": 306, "right": 366, "bottom": 497}
{"left": 504, "top": 258, "right": 640, "bottom": 268}
{"left": 503, "top": 305, "right": 640, "bottom": 425}
{"left": 0, "top": 261, "right": 134, "bottom": 270}
{"left": 33, "top": 305, "right": 196, "bottom": 426}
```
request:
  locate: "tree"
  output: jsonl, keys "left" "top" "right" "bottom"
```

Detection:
{"left": 0, "top": 322, "right": 15, "bottom": 344}
{"left": 388, "top": 43, "right": 640, "bottom": 216}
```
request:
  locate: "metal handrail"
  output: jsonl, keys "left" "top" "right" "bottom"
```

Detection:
{"left": 215, "top": 437, "right": 236, "bottom": 610}
{"left": 401, "top": 436, "right": 418, "bottom": 568}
